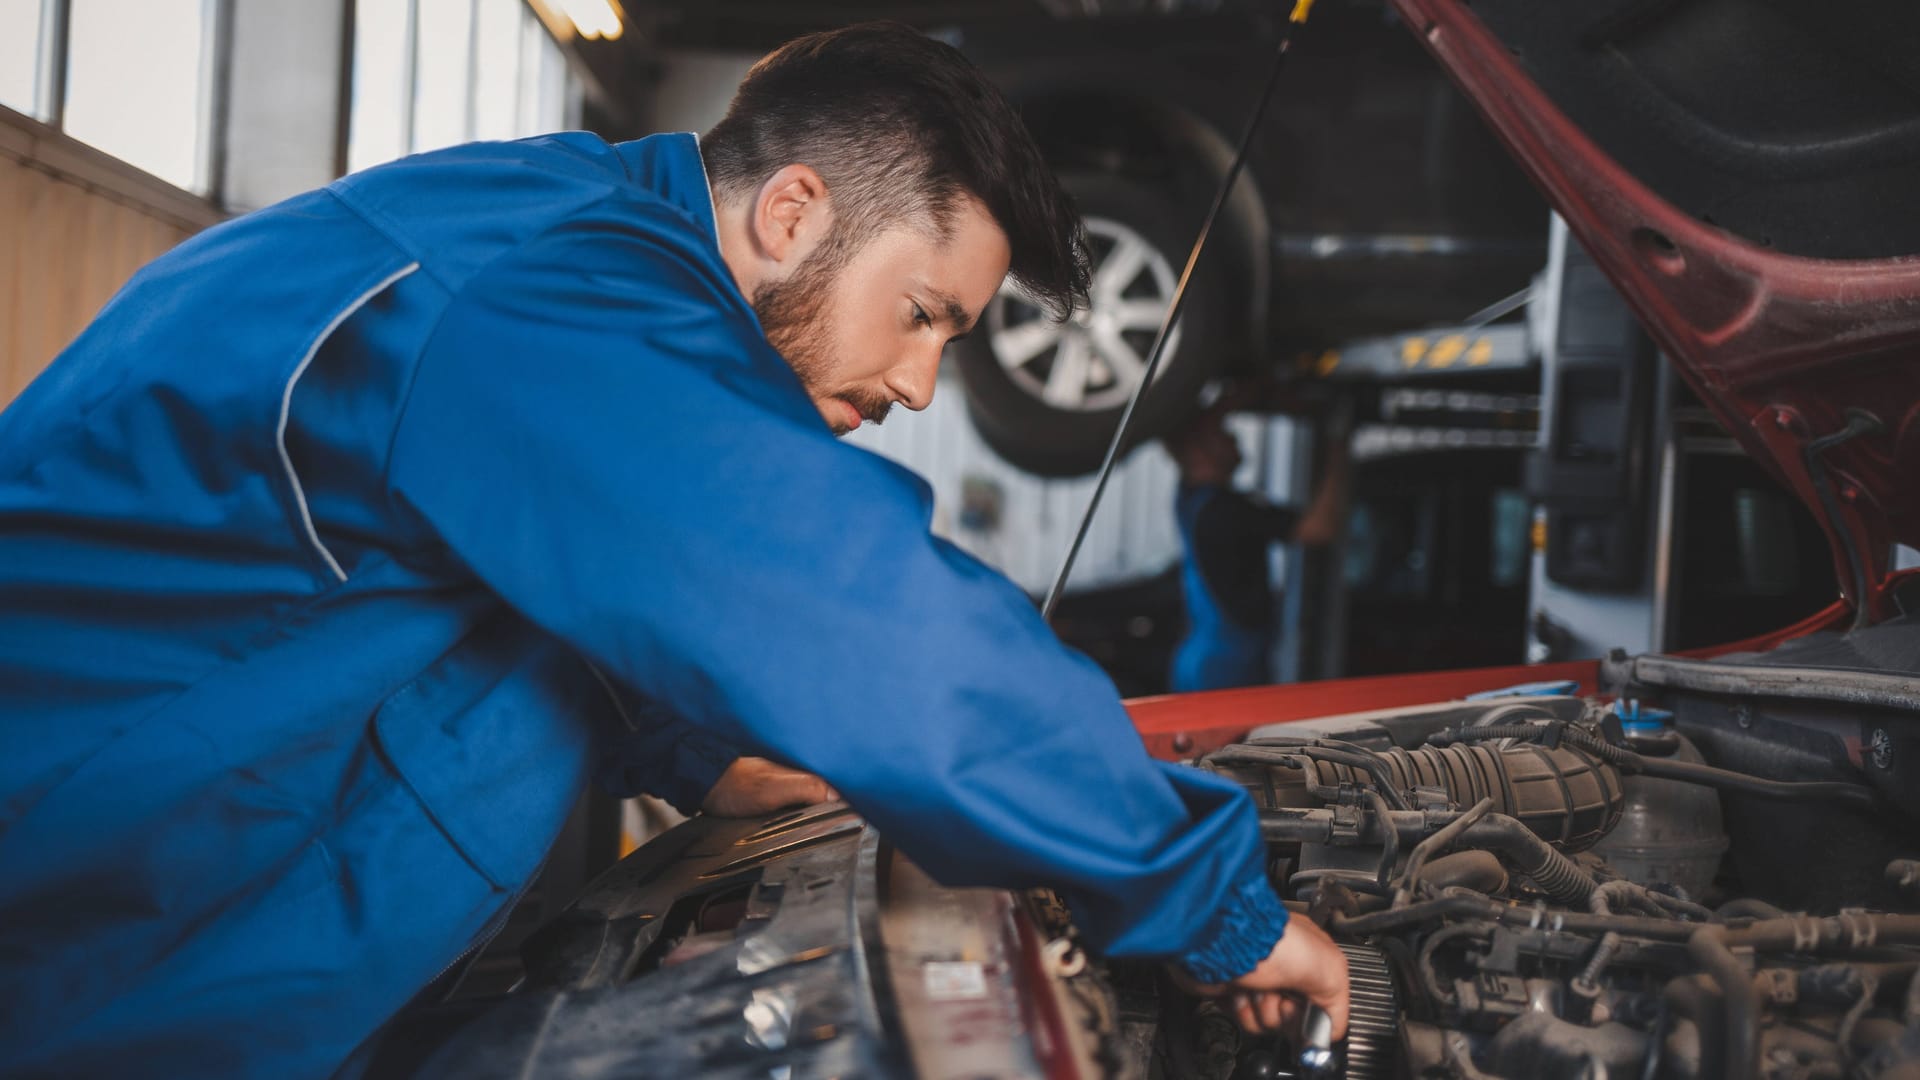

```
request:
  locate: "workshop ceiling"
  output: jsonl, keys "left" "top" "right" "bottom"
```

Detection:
{"left": 634, "top": 0, "right": 1235, "bottom": 50}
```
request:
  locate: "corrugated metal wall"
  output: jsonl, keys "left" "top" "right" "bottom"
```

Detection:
{"left": 1, "top": 123, "right": 204, "bottom": 406}
{"left": 850, "top": 372, "right": 1234, "bottom": 595}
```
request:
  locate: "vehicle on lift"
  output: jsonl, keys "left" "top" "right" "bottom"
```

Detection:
{"left": 945, "top": 3, "right": 1549, "bottom": 476}
{"left": 373, "top": 1, "right": 1920, "bottom": 1076}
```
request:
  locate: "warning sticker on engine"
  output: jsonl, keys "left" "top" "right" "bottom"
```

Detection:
{"left": 923, "top": 960, "right": 988, "bottom": 1001}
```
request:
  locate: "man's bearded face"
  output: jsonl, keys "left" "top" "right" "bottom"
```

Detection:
{"left": 752, "top": 237, "right": 896, "bottom": 434}
{"left": 747, "top": 196, "right": 1011, "bottom": 437}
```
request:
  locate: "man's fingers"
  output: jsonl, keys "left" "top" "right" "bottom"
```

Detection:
{"left": 1233, "top": 993, "right": 1259, "bottom": 1034}
{"left": 1228, "top": 991, "right": 1299, "bottom": 1035}
{"left": 1316, "top": 992, "right": 1350, "bottom": 1041}
{"left": 703, "top": 758, "right": 837, "bottom": 817}
{"left": 774, "top": 766, "right": 835, "bottom": 805}
{"left": 769, "top": 775, "right": 835, "bottom": 811}
{"left": 1258, "top": 991, "right": 1284, "bottom": 1031}
{"left": 1273, "top": 995, "right": 1301, "bottom": 1034}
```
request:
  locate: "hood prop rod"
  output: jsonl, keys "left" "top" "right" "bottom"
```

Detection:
{"left": 1041, "top": 0, "right": 1319, "bottom": 623}
{"left": 1799, "top": 408, "right": 1885, "bottom": 630}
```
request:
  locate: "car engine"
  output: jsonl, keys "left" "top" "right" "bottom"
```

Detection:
{"left": 375, "top": 624, "right": 1920, "bottom": 1080}
{"left": 1147, "top": 627, "right": 1920, "bottom": 1080}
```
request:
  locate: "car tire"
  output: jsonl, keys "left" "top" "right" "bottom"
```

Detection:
{"left": 953, "top": 172, "right": 1232, "bottom": 478}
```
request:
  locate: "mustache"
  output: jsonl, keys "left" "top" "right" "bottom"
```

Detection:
{"left": 842, "top": 390, "right": 894, "bottom": 427}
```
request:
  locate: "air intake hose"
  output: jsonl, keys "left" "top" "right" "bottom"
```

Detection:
{"left": 1260, "top": 740, "right": 1626, "bottom": 852}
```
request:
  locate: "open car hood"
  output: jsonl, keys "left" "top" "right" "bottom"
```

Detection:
{"left": 1387, "top": 0, "right": 1920, "bottom": 621}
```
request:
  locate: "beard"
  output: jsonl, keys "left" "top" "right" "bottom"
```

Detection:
{"left": 752, "top": 239, "right": 894, "bottom": 431}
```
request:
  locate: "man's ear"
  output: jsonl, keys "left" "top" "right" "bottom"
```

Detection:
{"left": 751, "top": 163, "right": 831, "bottom": 265}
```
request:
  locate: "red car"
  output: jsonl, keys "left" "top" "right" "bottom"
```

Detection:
{"left": 367, "top": 3, "right": 1920, "bottom": 1076}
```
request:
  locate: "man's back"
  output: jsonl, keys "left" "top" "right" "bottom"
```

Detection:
{"left": 0, "top": 132, "right": 749, "bottom": 1074}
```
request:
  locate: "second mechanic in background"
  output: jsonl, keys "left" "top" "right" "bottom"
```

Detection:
{"left": 1167, "top": 403, "right": 1349, "bottom": 692}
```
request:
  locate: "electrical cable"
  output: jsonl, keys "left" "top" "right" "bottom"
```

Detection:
{"left": 1394, "top": 796, "right": 1495, "bottom": 905}
{"left": 1363, "top": 788, "right": 1400, "bottom": 888}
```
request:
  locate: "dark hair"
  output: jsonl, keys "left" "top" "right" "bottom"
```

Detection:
{"left": 702, "top": 22, "right": 1090, "bottom": 319}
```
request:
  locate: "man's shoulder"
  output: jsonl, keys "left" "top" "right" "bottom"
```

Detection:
{"left": 326, "top": 133, "right": 713, "bottom": 295}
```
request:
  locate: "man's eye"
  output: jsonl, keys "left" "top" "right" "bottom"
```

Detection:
{"left": 912, "top": 304, "right": 932, "bottom": 327}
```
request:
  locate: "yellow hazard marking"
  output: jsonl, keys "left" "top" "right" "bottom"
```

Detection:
{"left": 1400, "top": 337, "right": 1429, "bottom": 368}
{"left": 1316, "top": 349, "right": 1341, "bottom": 376}
{"left": 1467, "top": 337, "right": 1493, "bottom": 366}
{"left": 1290, "top": 0, "right": 1316, "bottom": 23}
{"left": 1428, "top": 335, "right": 1468, "bottom": 368}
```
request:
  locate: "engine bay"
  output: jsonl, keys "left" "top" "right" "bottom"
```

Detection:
{"left": 375, "top": 620, "right": 1920, "bottom": 1080}
{"left": 1139, "top": 619, "right": 1920, "bottom": 1079}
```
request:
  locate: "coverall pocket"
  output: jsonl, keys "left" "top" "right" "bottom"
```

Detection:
{"left": 369, "top": 612, "right": 596, "bottom": 892}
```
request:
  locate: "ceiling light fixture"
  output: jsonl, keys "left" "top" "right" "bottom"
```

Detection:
{"left": 553, "top": 0, "right": 624, "bottom": 41}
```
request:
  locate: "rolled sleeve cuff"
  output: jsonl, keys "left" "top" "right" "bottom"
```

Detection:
{"left": 656, "top": 732, "right": 737, "bottom": 816}
{"left": 592, "top": 699, "right": 741, "bottom": 816}
{"left": 1176, "top": 870, "right": 1291, "bottom": 984}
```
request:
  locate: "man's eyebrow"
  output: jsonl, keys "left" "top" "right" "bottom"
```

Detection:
{"left": 929, "top": 289, "right": 975, "bottom": 335}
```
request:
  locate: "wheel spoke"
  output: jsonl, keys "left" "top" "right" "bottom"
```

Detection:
{"left": 1111, "top": 298, "right": 1169, "bottom": 332}
{"left": 1094, "top": 234, "right": 1151, "bottom": 302}
{"left": 994, "top": 318, "right": 1060, "bottom": 369}
{"left": 1044, "top": 331, "right": 1094, "bottom": 407}
{"left": 1091, "top": 326, "right": 1147, "bottom": 389}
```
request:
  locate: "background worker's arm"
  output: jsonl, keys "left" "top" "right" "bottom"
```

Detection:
{"left": 383, "top": 206, "right": 1290, "bottom": 984}
{"left": 1290, "top": 430, "right": 1351, "bottom": 547}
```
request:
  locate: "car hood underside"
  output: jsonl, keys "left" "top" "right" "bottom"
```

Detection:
{"left": 1388, "top": 0, "right": 1920, "bottom": 620}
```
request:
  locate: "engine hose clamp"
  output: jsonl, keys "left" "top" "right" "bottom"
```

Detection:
{"left": 1529, "top": 902, "right": 1549, "bottom": 930}
{"left": 1042, "top": 936, "right": 1088, "bottom": 978}
{"left": 1840, "top": 912, "right": 1877, "bottom": 950}
{"left": 1793, "top": 917, "right": 1820, "bottom": 953}
{"left": 1330, "top": 803, "right": 1365, "bottom": 843}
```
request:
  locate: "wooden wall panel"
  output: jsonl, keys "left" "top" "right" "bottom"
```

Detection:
{"left": 0, "top": 159, "right": 22, "bottom": 398}
{"left": 0, "top": 151, "right": 195, "bottom": 406}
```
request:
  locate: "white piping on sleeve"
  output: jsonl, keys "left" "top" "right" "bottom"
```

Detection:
{"left": 277, "top": 261, "right": 422, "bottom": 584}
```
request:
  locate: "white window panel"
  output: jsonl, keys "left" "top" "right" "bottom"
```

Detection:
{"left": 471, "top": 0, "right": 520, "bottom": 141}
{"left": 347, "top": 0, "right": 414, "bottom": 173}
{"left": 0, "top": 0, "right": 43, "bottom": 117}
{"left": 564, "top": 66, "right": 583, "bottom": 129}
{"left": 535, "top": 27, "right": 567, "bottom": 132}
{"left": 411, "top": 0, "right": 473, "bottom": 153}
{"left": 514, "top": 6, "right": 547, "bottom": 136}
{"left": 63, "top": 0, "right": 212, "bottom": 192}
{"left": 349, "top": 0, "right": 586, "bottom": 172}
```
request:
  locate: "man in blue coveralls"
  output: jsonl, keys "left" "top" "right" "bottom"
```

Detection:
{"left": 1168, "top": 405, "right": 1349, "bottom": 692}
{"left": 0, "top": 23, "right": 1347, "bottom": 1075}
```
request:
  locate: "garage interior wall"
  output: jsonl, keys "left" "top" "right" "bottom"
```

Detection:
{"left": 0, "top": 112, "right": 212, "bottom": 407}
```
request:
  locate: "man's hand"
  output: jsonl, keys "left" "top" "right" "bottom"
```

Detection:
{"left": 700, "top": 757, "right": 838, "bottom": 817}
{"left": 1184, "top": 917, "right": 1351, "bottom": 1038}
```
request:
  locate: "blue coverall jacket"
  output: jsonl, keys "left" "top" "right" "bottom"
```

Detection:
{"left": 0, "top": 132, "right": 1285, "bottom": 1076}
{"left": 1171, "top": 484, "right": 1294, "bottom": 693}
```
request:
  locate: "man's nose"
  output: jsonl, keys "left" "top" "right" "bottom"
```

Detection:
{"left": 884, "top": 345, "right": 942, "bottom": 412}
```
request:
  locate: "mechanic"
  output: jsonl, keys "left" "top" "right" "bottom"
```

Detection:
{"left": 1168, "top": 404, "right": 1349, "bottom": 691}
{"left": 0, "top": 23, "right": 1347, "bottom": 1075}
